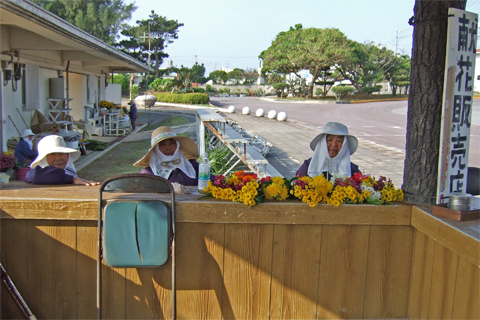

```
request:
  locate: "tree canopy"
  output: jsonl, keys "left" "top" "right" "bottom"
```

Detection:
{"left": 32, "top": 0, "right": 136, "bottom": 44}
{"left": 260, "top": 25, "right": 351, "bottom": 98}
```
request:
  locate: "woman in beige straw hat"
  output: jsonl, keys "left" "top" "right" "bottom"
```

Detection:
{"left": 296, "top": 122, "right": 361, "bottom": 180}
{"left": 26, "top": 135, "right": 100, "bottom": 186}
{"left": 134, "top": 126, "right": 200, "bottom": 186}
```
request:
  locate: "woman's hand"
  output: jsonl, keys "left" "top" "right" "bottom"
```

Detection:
{"left": 73, "top": 177, "right": 100, "bottom": 186}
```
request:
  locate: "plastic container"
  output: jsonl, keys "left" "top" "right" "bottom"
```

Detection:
{"left": 198, "top": 153, "right": 210, "bottom": 193}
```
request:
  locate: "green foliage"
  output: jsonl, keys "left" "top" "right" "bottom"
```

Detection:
{"left": 153, "top": 92, "right": 210, "bottom": 105}
{"left": 227, "top": 68, "right": 244, "bottom": 85}
{"left": 260, "top": 26, "right": 350, "bottom": 98}
{"left": 113, "top": 74, "right": 130, "bottom": 91}
{"left": 149, "top": 78, "right": 164, "bottom": 91}
{"left": 32, "top": 0, "right": 137, "bottom": 44}
{"left": 336, "top": 41, "right": 397, "bottom": 92}
{"left": 209, "top": 70, "right": 228, "bottom": 84}
{"left": 386, "top": 54, "right": 411, "bottom": 96}
{"left": 208, "top": 145, "right": 243, "bottom": 176}
{"left": 192, "top": 87, "right": 206, "bottom": 93}
{"left": 206, "top": 84, "right": 217, "bottom": 93}
{"left": 130, "top": 84, "right": 140, "bottom": 99}
{"left": 331, "top": 85, "right": 355, "bottom": 100}
{"left": 117, "top": 11, "right": 183, "bottom": 77}
{"left": 361, "top": 85, "right": 383, "bottom": 96}
{"left": 315, "top": 88, "right": 323, "bottom": 96}
{"left": 190, "top": 63, "right": 208, "bottom": 84}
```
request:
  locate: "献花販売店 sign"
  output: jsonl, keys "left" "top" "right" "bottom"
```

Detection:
{"left": 437, "top": 8, "right": 478, "bottom": 204}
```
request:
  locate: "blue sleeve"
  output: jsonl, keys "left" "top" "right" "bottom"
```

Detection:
{"left": 295, "top": 158, "right": 311, "bottom": 177}
{"left": 26, "top": 166, "right": 74, "bottom": 185}
{"left": 14, "top": 140, "right": 38, "bottom": 163}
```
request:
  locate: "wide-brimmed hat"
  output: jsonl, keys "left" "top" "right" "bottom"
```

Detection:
{"left": 21, "top": 128, "right": 36, "bottom": 138}
{"left": 310, "top": 122, "right": 358, "bottom": 155}
{"left": 30, "top": 135, "right": 81, "bottom": 168}
{"left": 127, "top": 100, "right": 135, "bottom": 105}
{"left": 133, "top": 126, "right": 199, "bottom": 167}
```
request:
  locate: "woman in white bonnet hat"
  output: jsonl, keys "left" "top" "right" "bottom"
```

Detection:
{"left": 14, "top": 128, "right": 38, "bottom": 164}
{"left": 26, "top": 135, "right": 99, "bottom": 186}
{"left": 134, "top": 126, "right": 200, "bottom": 186}
{"left": 296, "top": 122, "right": 361, "bottom": 180}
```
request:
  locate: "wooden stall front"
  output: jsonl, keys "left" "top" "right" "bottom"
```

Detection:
{"left": 1, "top": 182, "right": 478, "bottom": 319}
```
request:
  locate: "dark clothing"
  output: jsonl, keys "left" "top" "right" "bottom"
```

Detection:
{"left": 129, "top": 104, "right": 138, "bottom": 130}
{"left": 26, "top": 166, "right": 74, "bottom": 185}
{"left": 14, "top": 139, "right": 37, "bottom": 164}
{"left": 295, "top": 158, "right": 361, "bottom": 180}
{"left": 140, "top": 159, "right": 199, "bottom": 186}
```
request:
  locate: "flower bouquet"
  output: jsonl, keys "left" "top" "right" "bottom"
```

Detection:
{"left": 205, "top": 171, "right": 404, "bottom": 208}
{"left": 329, "top": 173, "right": 404, "bottom": 206}
{"left": 0, "top": 152, "right": 15, "bottom": 173}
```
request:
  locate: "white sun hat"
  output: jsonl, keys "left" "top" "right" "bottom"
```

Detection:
{"left": 21, "top": 128, "right": 36, "bottom": 137}
{"left": 309, "top": 122, "right": 358, "bottom": 155}
{"left": 30, "top": 135, "right": 81, "bottom": 168}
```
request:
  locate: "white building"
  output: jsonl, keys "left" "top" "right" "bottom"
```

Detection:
{"left": 0, "top": 0, "right": 150, "bottom": 152}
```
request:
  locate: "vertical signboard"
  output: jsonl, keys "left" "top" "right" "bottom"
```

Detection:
{"left": 437, "top": 8, "right": 478, "bottom": 203}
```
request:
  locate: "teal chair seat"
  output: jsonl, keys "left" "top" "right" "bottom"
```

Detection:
{"left": 103, "top": 201, "right": 170, "bottom": 267}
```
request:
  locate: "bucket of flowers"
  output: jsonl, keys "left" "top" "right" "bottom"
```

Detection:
{"left": 14, "top": 158, "right": 32, "bottom": 181}
{"left": 205, "top": 170, "right": 404, "bottom": 208}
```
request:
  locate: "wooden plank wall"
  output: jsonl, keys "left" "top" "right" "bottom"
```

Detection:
{"left": 409, "top": 229, "right": 480, "bottom": 320}
{"left": 1, "top": 220, "right": 415, "bottom": 319}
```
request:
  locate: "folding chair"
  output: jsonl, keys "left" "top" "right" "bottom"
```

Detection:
{"left": 97, "top": 174, "right": 176, "bottom": 319}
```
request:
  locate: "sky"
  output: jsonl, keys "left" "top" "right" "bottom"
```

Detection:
{"left": 125, "top": 0, "right": 480, "bottom": 76}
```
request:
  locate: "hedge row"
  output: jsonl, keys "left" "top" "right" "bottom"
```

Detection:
{"left": 153, "top": 92, "right": 210, "bottom": 105}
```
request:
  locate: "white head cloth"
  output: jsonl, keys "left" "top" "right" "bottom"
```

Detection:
{"left": 39, "top": 155, "right": 78, "bottom": 177}
{"left": 149, "top": 140, "right": 196, "bottom": 179}
{"left": 307, "top": 135, "right": 352, "bottom": 178}
{"left": 22, "top": 137, "right": 33, "bottom": 150}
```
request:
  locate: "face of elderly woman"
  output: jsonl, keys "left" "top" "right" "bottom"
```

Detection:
{"left": 47, "top": 153, "right": 69, "bottom": 169}
{"left": 158, "top": 139, "right": 177, "bottom": 156}
{"left": 326, "top": 134, "right": 345, "bottom": 158}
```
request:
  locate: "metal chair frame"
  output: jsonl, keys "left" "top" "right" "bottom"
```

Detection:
{"left": 97, "top": 173, "right": 176, "bottom": 319}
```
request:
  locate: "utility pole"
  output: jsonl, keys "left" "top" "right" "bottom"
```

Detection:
{"left": 139, "top": 22, "right": 152, "bottom": 123}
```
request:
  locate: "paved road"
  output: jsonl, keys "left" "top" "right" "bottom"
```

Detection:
{"left": 210, "top": 97, "right": 480, "bottom": 168}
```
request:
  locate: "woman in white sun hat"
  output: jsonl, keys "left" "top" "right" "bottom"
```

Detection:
{"left": 134, "top": 126, "right": 200, "bottom": 186}
{"left": 296, "top": 122, "right": 361, "bottom": 180}
{"left": 14, "top": 128, "right": 38, "bottom": 164}
{"left": 26, "top": 135, "right": 99, "bottom": 186}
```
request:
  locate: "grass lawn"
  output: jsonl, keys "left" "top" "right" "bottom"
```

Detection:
{"left": 139, "top": 115, "right": 190, "bottom": 132}
{"left": 78, "top": 139, "right": 151, "bottom": 182}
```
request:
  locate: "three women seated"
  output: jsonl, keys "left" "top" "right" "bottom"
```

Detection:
{"left": 25, "top": 121, "right": 360, "bottom": 186}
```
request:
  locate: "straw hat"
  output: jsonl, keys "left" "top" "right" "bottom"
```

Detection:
{"left": 133, "top": 126, "right": 199, "bottom": 167}
{"left": 21, "top": 128, "right": 36, "bottom": 138}
{"left": 30, "top": 135, "right": 81, "bottom": 168}
{"left": 309, "top": 122, "right": 358, "bottom": 155}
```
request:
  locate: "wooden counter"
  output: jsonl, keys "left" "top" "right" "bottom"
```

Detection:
{"left": 1, "top": 182, "right": 478, "bottom": 319}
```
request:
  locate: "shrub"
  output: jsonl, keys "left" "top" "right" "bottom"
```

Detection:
{"left": 153, "top": 92, "right": 210, "bottom": 105}
{"left": 192, "top": 87, "right": 206, "bottom": 93}
{"left": 315, "top": 88, "right": 323, "bottom": 96}
{"left": 331, "top": 85, "right": 355, "bottom": 100}
{"left": 149, "top": 78, "right": 164, "bottom": 91}
{"left": 206, "top": 84, "right": 216, "bottom": 93}
{"left": 361, "top": 85, "right": 383, "bottom": 96}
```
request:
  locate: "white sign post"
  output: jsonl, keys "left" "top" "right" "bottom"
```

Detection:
{"left": 437, "top": 8, "right": 478, "bottom": 204}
